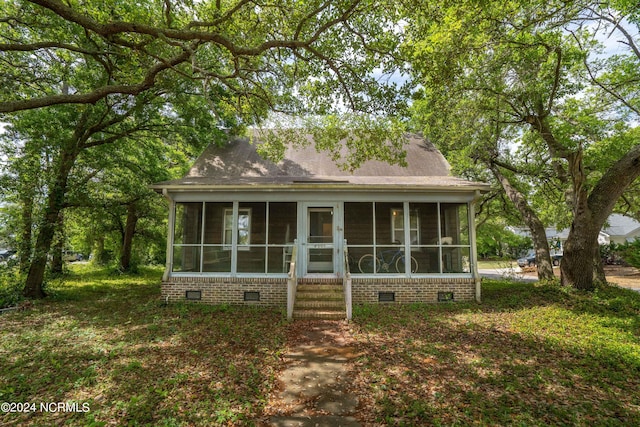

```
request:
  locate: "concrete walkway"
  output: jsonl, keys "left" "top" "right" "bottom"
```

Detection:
{"left": 266, "top": 320, "right": 361, "bottom": 427}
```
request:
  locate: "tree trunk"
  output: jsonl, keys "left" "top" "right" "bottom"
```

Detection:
{"left": 560, "top": 215, "right": 600, "bottom": 290}
{"left": 50, "top": 244, "right": 63, "bottom": 274}
{"left": 119, "top": 203, "right": 139, "bottom": 272}
{"left": 561, "top": 144, "right": 640, "bottom": 290}
{"left": 93, "top": 235, "right": 106, "bottom": 265}
{"left": 50, "top": 213, "right": 65, "bottom": 274}
{"left": 593, "top": 243, "right": 606, "bottom": 284}
{"left": 528, "top": 111, "right": 640, "bottom": 290}
{"left": 531, "top": 223, "right": 555, "bottom": 281}
{"left": 23, "top": 148, "right": 77, "bottom": 298}
{"left": 23, "top": 208, "right": 58, "bottom": 298}
{"left": 492, "top": 166, "right": 555, "bottom": 281}
{"left": 18, "top": 195, "right": 33, "bottom": 273}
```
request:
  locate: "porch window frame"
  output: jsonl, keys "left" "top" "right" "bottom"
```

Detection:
{"left": 170, "top": 201, "right": 294, "bottom": 276}
{"left": 391, "top": 207, "right": 421, "bottom": 246}
{"left": 438, "top": 203, "right": 471, "bottom": 273}
{"left": 347, "top": 201, "right": 473, "bottom": 277}
{"left": 223, "top": 207, "right": 252, "bottom": 251}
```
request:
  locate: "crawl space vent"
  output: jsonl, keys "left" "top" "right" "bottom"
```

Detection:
{"left": 378, "top": 291, "right": 395, "bottom": 302}
{"left": 438, "top": 291, "right": 454, "bottom": 302}
{"left": 185, "top": 290, "right": 202, "bottom": 301}
{"left": 244, "top": 291, "right": 260, "bottom": 301}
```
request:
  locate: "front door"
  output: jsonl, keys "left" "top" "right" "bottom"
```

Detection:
{"left": 306, "top": 207, "right": 336, "bottom": 274}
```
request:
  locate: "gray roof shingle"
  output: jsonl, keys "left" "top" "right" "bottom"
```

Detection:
{"left": 152, "top": 133, "right": 489, "bottom": 191}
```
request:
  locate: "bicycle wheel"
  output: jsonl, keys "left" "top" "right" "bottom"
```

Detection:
{"left": 395, "top": 255, "right": 419, "bottom": 273}
{"left": 358, "top": 254, "right": 379, "bottom": 273}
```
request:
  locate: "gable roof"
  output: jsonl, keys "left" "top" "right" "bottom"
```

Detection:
{"left": 602, "top": 214, "right": 640, "bottom": 239}
{"left": 512, "top": 214, "right": 640, "bottom": 245}
{"left": 152, "top": 133, "right": 489, "bottom": 192}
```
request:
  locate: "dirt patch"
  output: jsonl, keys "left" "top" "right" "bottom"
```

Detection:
{"left": 522, "top": 265, "right": 640, "bottom": 289}
{"left": 603, "top": 265, "right": 640, "bottom": 289}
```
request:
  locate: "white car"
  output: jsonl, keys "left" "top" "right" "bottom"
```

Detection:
{"left": 0, "top": 249, "right": 16, "bottom": 261}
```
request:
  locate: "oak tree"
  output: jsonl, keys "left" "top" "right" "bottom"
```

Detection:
{"left": 406, "top": 0, "right": 640, "bottom": 290}
{"left": 1, "top": 0, "right": 406, "bottom": 297}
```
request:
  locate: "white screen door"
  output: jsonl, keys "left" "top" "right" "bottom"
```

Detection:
{"left": 306, "top": 207, "right": 335, "bottom": 273}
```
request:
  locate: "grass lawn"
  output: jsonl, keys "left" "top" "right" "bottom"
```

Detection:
{"left": 0, "top": 265, "right": 287, "bottom": 426}
{"left": 1, "top": 265, "right": 639, "bottom": 426}
{"left": 349, "top": 280, "right": 640, "bottom": 426}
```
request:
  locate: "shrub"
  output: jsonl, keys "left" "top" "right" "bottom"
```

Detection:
{"left": 476, "top": 223, "right": 532, "bottom": 259}
{"left": 619, "top": 239, "right": 640, "bottom": 268}
{"left": 0, "top": 264, "right": 22, "bottom": 309}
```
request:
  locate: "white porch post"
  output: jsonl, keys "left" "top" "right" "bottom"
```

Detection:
{"left": 470, "top": 190, "right": 481, "bottom": 302}
{"left": 287, "top": 240, "right": 298, "bottom": 320}
{"left": 162, "top": 189, "right": 175, "bottom": 282}
{"left": 230, "top": 201, "right": 239, "bottom": 275}
{"left": 344, "top": 239, "right": 352, "bottom": 320}
{"left": 403, "top": 202, "right": 411, "bottom": 275}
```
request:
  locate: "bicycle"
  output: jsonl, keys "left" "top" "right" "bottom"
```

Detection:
{"left": 358, "top": 247, "right": 418, "bottom": 274}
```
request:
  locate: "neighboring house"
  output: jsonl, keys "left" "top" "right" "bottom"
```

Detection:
{"left": 151, "top": 133, "right": 489, "bottom": 318}
{"left": 510, "top": 213, "right": 640, "bottom": 253}
{"left": 552, "top": 229, "right": 609, "bottom": 247}
{"left": 601, "top": 214, "right": 640, "bottom": 245}
{"left": 553, "top": 214, "right": 640, "bottom": 247}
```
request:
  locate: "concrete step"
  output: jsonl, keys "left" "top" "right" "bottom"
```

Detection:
{"left": 297, "top": 279, "right": 343, "bottom": 285}
{"left": 293, "top": 279, "right": 346, "bottom": 320}
{"left": 293, "top": 309, "right": 347, "bottom": 320}
{"left": 295, "top": 299, "right": 345, "bottom": 309}
{"left": 297, "top": 284, "right": 343, "bottom": 292}
{"left": 296, "top": 291, "right": 344, "bottom": 301}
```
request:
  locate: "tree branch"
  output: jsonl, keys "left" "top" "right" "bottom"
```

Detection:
{"left": 547, "top": 45, "right": 563, "bottom": 115}
{"left": 3, "top": 0, "right": 368, "bottom": 114}
{"left": 0, "top": 49, "right": 192, "bottom": 113}
{"left": 586, "top": 6, "right": 640, "bottom": 60}
{"left": 27, "top": 0, "right": 359, "bottom": 56}
{"left": 0, "top": 41, "right": 102, "bottom": 56}
{"left": 589, "top": 143, "right": 640, "bottom": 226}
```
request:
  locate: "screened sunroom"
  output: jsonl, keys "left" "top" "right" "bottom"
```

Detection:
{"left": 172, "top": 201, "right": 297, "bottom": 275}
{"left": 169, "top": 200, "right": 472, "bottom": 278}
{"left": 344, "top": 202, "right": 470, "bottom": 275}
{"left": 152, "top": 133, "right": 489, "bottom": 307}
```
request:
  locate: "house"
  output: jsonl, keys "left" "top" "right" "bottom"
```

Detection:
{"left": 601, "top": 214, "right": 640, "bottom": 245}
{"left": 550, "top": 214, "right": 640, "bottom": 248}
{"left": 151, "top": 133, "right": 489, "bottom": 319}
{"left": 510, "top": 213, "right": 640, "bottom": 253}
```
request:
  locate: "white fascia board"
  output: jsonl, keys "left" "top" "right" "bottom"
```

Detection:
{"left": 155, "top": 183, "right": 490, "bottom": 195}
{"left": 168, "top": 190, "right": 480, "bottom": 204}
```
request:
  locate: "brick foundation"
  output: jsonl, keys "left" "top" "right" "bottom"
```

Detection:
{"left": 162, "top": 276, "right": 288, "bottom": 306}
{"left": 162, "top": 276, "right": 478, "bottom": 306}
{"left": 351, "top": 277, "right": 477, "bottom": 303}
